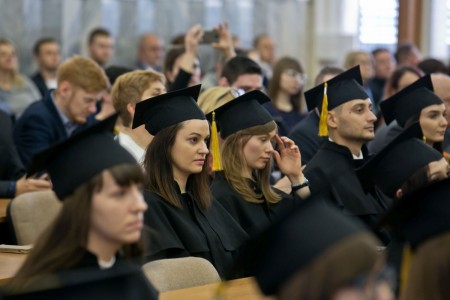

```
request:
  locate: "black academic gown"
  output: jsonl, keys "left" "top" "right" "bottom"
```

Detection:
{"left": 304, "top": 140, "right": 391, "bottom": 243}
{"left": 288, "top": 111, "right": 326, "bottom": 165}
{"left": 1, "top": 251, "right": 158, "bottom": 300}
{"left": 210, "top": 172, "right": 299, "bottom": 236}
{"left": 143, "top": 187, "right": 248, "bottom": 278}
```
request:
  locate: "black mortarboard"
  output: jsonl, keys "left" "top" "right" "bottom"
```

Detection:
{"left": 380, "top": 75, "right": 442, "bottom": 127}
{"left": 304, "top": 65, "right": 369, "bottom": 112}
{"left": 132, "top": 84, "right": 205, "bottom": 135}
{"left": 380, "top": 177, "right": 450, "bottom": 250}
{"left": 236, "top": 197, "right": 368, "bottom": 295}
{"left": 27, "top": 114, "right": 136, "bottom": 200}
{"left": 356, "top": 122, "right": 443, "bottom": 197}
{"left": 206, "top": 90, "right": 274, "bottom": 139}
{"left": 104, "top": 65, "right": 133, "bottom": 85}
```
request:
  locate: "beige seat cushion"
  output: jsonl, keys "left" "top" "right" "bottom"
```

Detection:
{"left": 142, "top": 257, "right": 221, "bottom": 292}
{"left": 9, "top": 190, "right": 61, "bottom": 245}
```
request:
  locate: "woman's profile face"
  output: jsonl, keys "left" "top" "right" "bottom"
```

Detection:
{"left": 242, "top": 129, "right": 276, "bottom": 174}
{"left": 0, "top": 43, "right": 18, "bottom": 72}
{"left": 171, "top": 119, "right": 210, "bottom": 180}
{"left": 419, "top": 103, "right": 447, "bottom": 145}
{"left": 90, "top": 170, "right": 147, "bottom": 247}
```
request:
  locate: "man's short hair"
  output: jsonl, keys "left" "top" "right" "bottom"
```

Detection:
{"left": 33, "top": 37, "right": 58, "bottom": 56}
{"left": 371, "top": 47, "right": 390, "bottom": 57}
{"left": 314, "top": 66, "right": 344, "bottom": 86}
{"left": 57, "top": 55, "right": 109, "bottom": 93}
{"left": 253, "top": 34, "right": 269, "bottom": 49}
{"left": 111, "top": 70, "right": 165, "bottom": 127}
{"left": 395, "top": 42, "right": 416, "bottom": 64}
{"left": 221, "top": 56, "right": 262, "bottom": 86}
{"left": 88, "top": 27, "right": 111, "bottom": 45}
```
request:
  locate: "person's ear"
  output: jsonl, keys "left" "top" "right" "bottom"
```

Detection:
{"left": 127, "top": 103, "right": 136, "bottom": 118}
{"left": 327, "top": 111, "right": 338, "bottom": 129}
{"left": 58, "top": 81, "right": 72, "bottom": 99}
{"left": 395, "top": 188, "right": 403, "bottom": 199}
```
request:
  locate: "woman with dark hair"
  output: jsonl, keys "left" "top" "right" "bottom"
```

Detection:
{"left": 5, "top": 115, "right": 157, "bottom": 299}
{"left": 209, "top": 90, "right": 310, "bottom": 236}
{"left": 380, "top": 74, "right": 447, "bottom": 152}
{"left": 264, "top": 56, "right": 306, "bottom": 135}
{"left": 382, "top": 65, "right": 424, "bottom": 100}
{"left": 132, "top": 85, "right": 247, "bottom": 278}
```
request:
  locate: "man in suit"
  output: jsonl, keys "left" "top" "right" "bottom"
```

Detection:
{"left": 30, "top": 37, "right": 61, "bottom": 98}
{"left": 14, "top": 56, "right": 109, "bottom": 167}
{"left": 0, "top": 111, "right": 50, "bottom": 198}
{"left": 87, "top": 27, "right": 114, "bottom": 68}
{"left": 136, "top": 33, "right": 164, "bottom": 72}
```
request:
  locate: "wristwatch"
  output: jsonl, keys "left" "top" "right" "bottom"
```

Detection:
{"left": 292, "top": 178, "right": 309, "bottom": 192}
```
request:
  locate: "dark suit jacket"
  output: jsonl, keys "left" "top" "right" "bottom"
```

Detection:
{"left": 0, "top": 111, "right": 25, "bottom": 197}
{"left": 14, "top": 90, "right": 96, "bottom": 168}
{"left": 30, "top": 72, "right": 48, "bottom": 98}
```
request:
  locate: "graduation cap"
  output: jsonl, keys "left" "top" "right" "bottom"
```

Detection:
{"left": 356, "top": 123, "right": 442, "bottom": 198}
{"left": 132, "top": 84, "right": 205, "bottom": 135}
{"left": 205, "top": 90, "right": 274, "bottom": 171}
{"left": 207, "top": 90, "right": 273, "bottom": 139}
{"left": 27, "top": 114, "right": 136, "bottom": 200}
{"left": 304, "top": 66, "right": 369, "bottom": 136}
{"left": 379, "top": 177, "right": 450, "bottom": 250}
{"left": 380, "top": 75, "right": 442, "bottom": 127}
{"left": 236, "top": 196, "right": 369, "bottom": 295}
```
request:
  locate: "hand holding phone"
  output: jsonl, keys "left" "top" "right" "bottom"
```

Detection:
{"left": 200, "top": 30, "right": 220, "bottom": 44}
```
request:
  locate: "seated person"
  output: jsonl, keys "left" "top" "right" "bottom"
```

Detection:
{"left": 14, "top": 56, "right": 109, "bottom": 167}
{"left": 4, "top": 115, "right": 157, "bottom": 299}
{"left": 209, "top": 90, "right": 309, "bottom": 235}
{"left": 111, "top": 70, "right": 166, "bottom": 162}
{"left": 0, "top": 110, "right": 50, "bottom": 198}
{"left": 132, "top": 85, "right": 248, "bottom": 278}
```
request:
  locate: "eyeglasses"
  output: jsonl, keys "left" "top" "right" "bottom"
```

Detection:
{"left": 284, "top": 69, "right": 307, "bottom": 82}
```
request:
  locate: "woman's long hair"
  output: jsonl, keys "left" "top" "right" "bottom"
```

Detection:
{"left": 268, "top": 57, "right": 304, "bottom": 113}
{"left": 6, "top": 163, "right": 144, "bottom": 292}
{"left": 143, "top": 122, "right": 212, "bottom": 209}
{"left": 221, "top": 121, "right": 281, "bottom": 204}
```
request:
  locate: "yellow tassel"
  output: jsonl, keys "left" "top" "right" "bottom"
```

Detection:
{"left": 422, "top": 135, "right": 426, "bottom": 143}
{"left": 210, "top": 111, "right": 223, "bottom": 171}
{"left": 399, "top": 245, "right": 413, "bottom": 296}
{"left": 318, "top": 82, "right": 329, "bottom": 136}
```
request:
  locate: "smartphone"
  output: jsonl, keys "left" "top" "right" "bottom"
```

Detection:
{"left": 201, "top": 30, "right": 219, "bottom": 44}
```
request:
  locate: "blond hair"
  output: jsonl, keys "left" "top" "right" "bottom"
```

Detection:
{"left": 57, "top": 55, "right": 109, "bottom": 93}
{"left": 111, "top": 70, "right": 165, "bottom": 127}
{"left": 197, "top": 87, "right": 237, "bottom": 114}
{"left": 221, "top": 121, "right": 281, "bottom": 204}
{"left": 0, "top": 39, "right": 24, "bottom": 87}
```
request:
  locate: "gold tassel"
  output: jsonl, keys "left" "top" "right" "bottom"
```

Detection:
{"left": 399, "top": 245, "right": 413, "bottom": 297}
{"left": 422, "top": 135, "right": 426, "bottom": 143}
{"left": 210, "top": 111, "right": 223, "bottom": 171}
{"left": 318, "top": 82, "right": 329, "bottom": 136}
